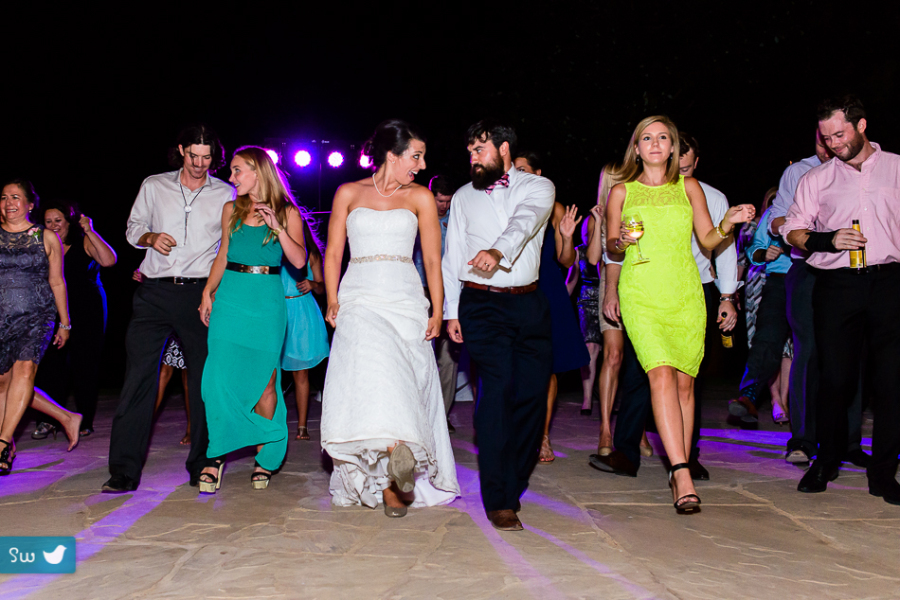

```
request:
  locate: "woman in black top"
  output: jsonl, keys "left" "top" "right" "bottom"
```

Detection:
{"left": 33, "top": 199, "right": 116, "bottom": 438}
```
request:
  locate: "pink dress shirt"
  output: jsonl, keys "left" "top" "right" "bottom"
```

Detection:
{"left": 781, "top": 143, "right": 900, "bottom": 270}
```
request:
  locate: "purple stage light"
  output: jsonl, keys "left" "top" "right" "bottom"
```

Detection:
{"left": 265, "top": 149, "right": 279, "bottom": 165}
{"left": 294, "top": 150, "right": 312, "bottom": 167}
{"left": 327, "top": 151, "right": 344, "bottom": 168}
{"left": 359, "top": 155, "right": 372, "bottom": 169}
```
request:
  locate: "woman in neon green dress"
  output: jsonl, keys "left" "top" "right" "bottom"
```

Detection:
{"left": 197, "top": 146, "right": 307, "bottom": 494}
{"left": 606, "top": 116, "right": 755, "bottom": 513}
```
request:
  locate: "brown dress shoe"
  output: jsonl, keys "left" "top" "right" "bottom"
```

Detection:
{"left": 486, "top": 509, "right": 524, "bottom": 531}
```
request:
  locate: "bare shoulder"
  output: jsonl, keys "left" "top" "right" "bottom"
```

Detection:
{"left": 43, "top": 227, "right": 62, "bottom": 252}
{"left": 407, "top": 183, "right": 434, "bottom": 205}
{"left": 683, "top": 176, "right": 702, "bottom": 193}
{"left": 332, "top": 183, "right": 357, "bottom": 208}
{"left": 551, "top": 201, "right": 566, "bottom": 226}
{"left": 609, "top": 183, "right": 627, "bottom": 200}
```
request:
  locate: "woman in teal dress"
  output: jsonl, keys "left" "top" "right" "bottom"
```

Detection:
{"left": 198, "top": 146, "right": 307, "bottom": 493}
{"left": 281, "top": 213, "right": 329, "bottom": 441}
{"left": 606, "top": 116, "right": 754, "bottom": 513}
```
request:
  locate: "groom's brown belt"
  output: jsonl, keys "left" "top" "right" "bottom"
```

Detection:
{"left": 463, "top": 281, "right": 538, "bottom": 294}
{"left": 226, "top": 261, "right": 281, "bottom": 275}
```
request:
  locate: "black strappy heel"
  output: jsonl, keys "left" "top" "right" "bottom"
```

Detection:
{"left": 0, "top": 439, "right": 14, "bottom": 476}
{"left": 669, "top": 462, "right": 701, "bottom": 514}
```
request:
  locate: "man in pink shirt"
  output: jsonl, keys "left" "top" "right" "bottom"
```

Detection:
{"left": 782, "top": 95, "right": 900, "bottom": 505}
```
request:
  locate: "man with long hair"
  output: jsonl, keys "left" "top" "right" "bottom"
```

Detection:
{"left": 103, "top": 124, "right": 234, "bottom": 492}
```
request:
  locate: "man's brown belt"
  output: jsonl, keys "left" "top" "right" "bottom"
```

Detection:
{"left": 463, "top": 281, "right": 538, "bottom": 294}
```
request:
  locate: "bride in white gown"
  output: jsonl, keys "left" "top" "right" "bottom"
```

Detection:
{"left": 321, "top": 120, "right": 459, "bottom": 516}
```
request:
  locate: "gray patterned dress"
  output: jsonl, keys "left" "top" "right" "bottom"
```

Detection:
{"left": 0, "top": 226, "right": 56, "bottom": 374}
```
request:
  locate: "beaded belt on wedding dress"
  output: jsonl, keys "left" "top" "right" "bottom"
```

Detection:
{"left": 349, "top": 254, "right": 413, "bottom": 264}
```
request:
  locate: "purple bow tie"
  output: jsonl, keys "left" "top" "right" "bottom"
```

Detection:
{"left": 485, "top": 174, "right": 510, "bottom": 195}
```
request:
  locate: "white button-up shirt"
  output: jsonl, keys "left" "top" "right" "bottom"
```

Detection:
{"left": 442, "top": 167, "right": 555, "bottom": 319}
{"left": 692, "top": 181, "right": 738, "bottom": 294}
{"left": 126, "top": 169, "right": 235, "bottom": 278}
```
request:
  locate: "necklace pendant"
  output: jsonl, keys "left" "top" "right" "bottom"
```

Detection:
{"left": 184, "top": 206, "right": 193, "bottom": 213}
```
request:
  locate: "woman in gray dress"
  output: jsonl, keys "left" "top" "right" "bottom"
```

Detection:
{"left": 0, "top": 179, "right": 80, "bottom": 474}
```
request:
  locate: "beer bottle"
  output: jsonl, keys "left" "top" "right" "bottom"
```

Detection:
{"left": 721, "top": 312, "right": 733, "bottom": 348}
{"left": 849, "top": 219, "right": 866, "bottom": 271}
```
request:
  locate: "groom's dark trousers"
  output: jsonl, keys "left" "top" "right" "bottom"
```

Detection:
{"left": 458, "top": 285, "right": 552, "bottom": 512}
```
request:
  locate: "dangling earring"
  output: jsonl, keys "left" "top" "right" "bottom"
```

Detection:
{"left": 636, "top": 156, "right": 642, "bottom": 164}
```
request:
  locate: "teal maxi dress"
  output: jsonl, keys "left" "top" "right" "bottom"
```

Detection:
{"left": 202, "top": 224, "right": 288, "bottom": 471}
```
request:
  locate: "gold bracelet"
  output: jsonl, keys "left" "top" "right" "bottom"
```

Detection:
{"left": 715, "top": 221, "right": 731, "bottom": 239}
{"left": 271, "top": 227, "right": 283, "bottom": 236}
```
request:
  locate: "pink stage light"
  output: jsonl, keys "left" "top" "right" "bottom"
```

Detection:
{"left": 327, "top": 151, "right": 344, "bottom": 168}
{"left": 265, "top": 149, "right": 279, "bottom": 165}
{"left": 359, "top": 155, "right": 372, "bottom": 168}
{"left": 294, "top": 150, "right": 312, "bottom": 167}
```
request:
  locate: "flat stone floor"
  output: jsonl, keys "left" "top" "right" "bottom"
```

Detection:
{"left": 1, "top": 382, "right": 897, "bottom": 600}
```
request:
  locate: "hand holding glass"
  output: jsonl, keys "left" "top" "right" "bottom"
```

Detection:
{"left": 622, "top": 212, "right": 649, "bottom": 264}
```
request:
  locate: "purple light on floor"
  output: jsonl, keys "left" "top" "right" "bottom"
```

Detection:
{"left": 527, "top": 525, "right": 661, "bottom": 599}
{"left": 294, "top": 150, "right": 312, "bottom": 167}
{"left": 265, "top": 149, "right": 279, "bottom": 165}
{"left": 359, "top": 155, "right": 372, "bottom": 168}
{"left": 327, "top": 151, "right": 344, "bottom": 168}
{"left": 0, "top": 472, "right": 182, "bottom": 599}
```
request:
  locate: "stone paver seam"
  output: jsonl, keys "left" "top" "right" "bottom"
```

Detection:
{"left": 733, "top": 486, "right": 840, "bottom": 549}
{"left": 129, "top": 544, "right": 203, "bottom": 599}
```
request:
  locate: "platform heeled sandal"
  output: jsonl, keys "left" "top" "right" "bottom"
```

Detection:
{"left": 669, "top": 462, "right": 701, "bottom": 514}
{"left": 251, "top": 462, "right": 272, "bottom": 490}
{"left": 198, "top": 461, "right": 224, "bottom": 494}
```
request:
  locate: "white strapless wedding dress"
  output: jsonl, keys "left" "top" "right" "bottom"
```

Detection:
{"left": 321, "top": 208, "right": 460, "bottom": 508}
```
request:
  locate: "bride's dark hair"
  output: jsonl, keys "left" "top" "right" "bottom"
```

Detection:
{"left": 361, "top": 119, "right": 425, "bottom": 169}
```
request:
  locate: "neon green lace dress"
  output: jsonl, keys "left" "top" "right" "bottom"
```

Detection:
{"left": 618, "top": 176, "right": 705, "bottom": 377}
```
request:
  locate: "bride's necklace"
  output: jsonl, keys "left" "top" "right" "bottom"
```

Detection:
{"left": 372, "top": 174, "right": 401, "bottom": 198}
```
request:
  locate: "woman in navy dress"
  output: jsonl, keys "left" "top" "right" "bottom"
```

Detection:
{"left": 0, "top": 180, "right": 81, "bottom": 474}
{"left": 514, "top": 152, "right": 588, "bottom": 463}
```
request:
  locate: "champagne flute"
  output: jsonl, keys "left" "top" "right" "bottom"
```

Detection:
{"left": 623, "top": 211, "right": 649, "bottom": 264}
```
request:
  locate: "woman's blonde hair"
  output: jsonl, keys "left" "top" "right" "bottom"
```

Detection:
{"left": 227, "top": 146, "right": 298, "bottom": 245}
{"left": 613, "top": 115, "right": 681, "bottom": 185}
{"left": 594, "top": 163, "right": 626, "bottom": 244}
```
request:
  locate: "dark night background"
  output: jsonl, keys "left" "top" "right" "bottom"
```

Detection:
{"left": 4, "top": 3, "right": 899, "bottom": 389}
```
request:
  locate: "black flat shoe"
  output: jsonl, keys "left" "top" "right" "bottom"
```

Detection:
{"left": 79, "top": 428, "right": 94, "bottom": 437}
{"left": 797, "top": 460, "right": 839, "bottom": 493}
{"left": 580, "top": 407, "right": 592, "bottom": 416}
{"left": 588, "top": 451, "right": 638, "bottom": 477}
{"left": 688, "top": 457, "right": 710, "bottom": 481}
{"left": 102, "top": 474, "right": 139, "bottom": 493}
{"left": 868, "top": 475, "right": 900, "bottom": 506}
{"left": 843, "top": 448, "right": 871, "bottom": 468}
